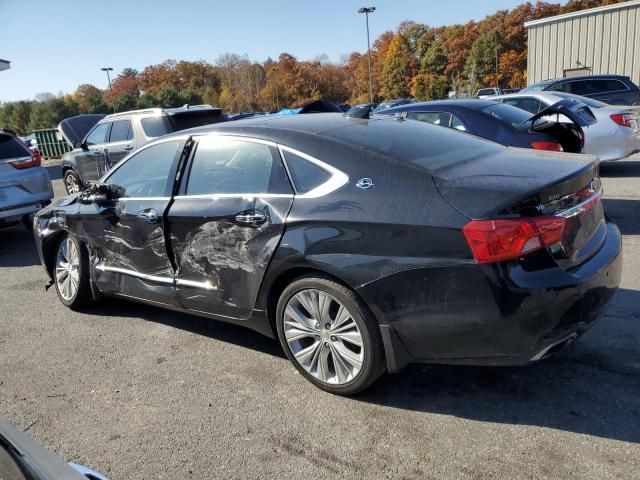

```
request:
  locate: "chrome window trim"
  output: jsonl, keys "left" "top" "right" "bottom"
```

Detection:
{"left": 96, "top": 263, "right": 218, "bottom": 291}
{"left": 100, "top": 134, "right": 190, "bottom": 183}
{"left": 278, "top": 145, "right": 349, "bottom": 199}
{"left": 116, "top": 196, "right": 171, "bottom": 201}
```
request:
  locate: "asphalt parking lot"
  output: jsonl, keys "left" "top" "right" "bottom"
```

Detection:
{"left": 1, "top": 159, "right": 639, "bottom": 480}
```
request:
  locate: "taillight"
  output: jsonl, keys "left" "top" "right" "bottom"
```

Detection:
{"left": 462, "top": 217, "right": 566, "bottom": 264}
{"left": 610, "top": 113, "right": 634, "bottom": 127}
{"left": 531, "top": 141, "right": 563, "bottom": 152}
{"left": 9, "top": 151, "right": 41, "bottom": 169}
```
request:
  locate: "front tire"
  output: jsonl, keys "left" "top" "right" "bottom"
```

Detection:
{"left": 63, "top": 169, "right": 82, "bottom": 195}
{"left": 53, "top": 234, "right": 92, "bottom": 309}
{"left": 276, "top": 275, "right": 385, "bottom": 395}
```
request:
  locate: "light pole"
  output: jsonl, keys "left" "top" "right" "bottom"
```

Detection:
{"left": 358, "top": 6, "right": 375, "bottom": 104}
{"left": 272, "top": 67, "right": 280, "bottom": 111}
{"left": 101, "top": 67, "right": 114, "bottom": 111}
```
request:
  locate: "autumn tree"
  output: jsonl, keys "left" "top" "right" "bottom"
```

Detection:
{"left": 74, "top": 84, "right": 108, "bottom": 113}
{"left": 381, "top": 34, "right": 415, "bottom": 99}
{"left": 421, "top": 40, "right": 448, "bottom": 76}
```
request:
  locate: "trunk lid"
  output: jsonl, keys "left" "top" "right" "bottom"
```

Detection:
{"left": 58, "top": 114, "right": 106, "bottom": 147}
{"left": 434, "top": 147, "right": 604, "bottom": 268}
{"left": 523, "top": 98, "right": 597, "bottom": 153}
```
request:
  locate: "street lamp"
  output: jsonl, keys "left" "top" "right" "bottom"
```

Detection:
{"left": 101, "top": 67, "right": 114, "bottom": 111}
{"left": 358, "top": 6, "right": 375, "bottom": 104}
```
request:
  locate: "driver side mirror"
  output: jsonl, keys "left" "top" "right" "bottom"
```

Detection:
{"left": 78, "top": 183, "right": 123, "bottom": 205}
{"left": 74, "top": 140, "right": 87, "bottom": 150}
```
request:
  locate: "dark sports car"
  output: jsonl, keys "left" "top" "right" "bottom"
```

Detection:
{"left": 376, "top": 98, "right": 597, "bottom": 153}
{"left": 33, "top": 114, "right": 622, "bottom": 395}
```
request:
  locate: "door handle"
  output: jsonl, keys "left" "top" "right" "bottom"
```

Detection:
{"left": 137, "top": 208, "right": 159, "bottom": 224}
{"left": 124, "top": 145, "right": 134, "bottom": 151}
{"left": 235, "top": 210, "right": 266, "bottom": 226}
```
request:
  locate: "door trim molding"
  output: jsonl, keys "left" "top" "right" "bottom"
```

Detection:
{"left": 96, "top": 263, "right": 219, "bottom": 291}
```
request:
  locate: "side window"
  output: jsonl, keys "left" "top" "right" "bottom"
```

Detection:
{"left": 450, "top": 114, "right": 467, "bottom": 131}
{"left": 105, "top": 140, "right": 181, "bottom": 197}
{"left": 186, "top": 137, "right": 291, "bottom": 195}
{"left": 108, "top": 120, "right": 133, "bottom": 143}
{"left": 282, "top": 150, "right": 331, "bottom": 194}
{"left": 84, "top": 123, "right": 110, "bottom": 146}
{"left": 406, "top": 111, "right": 452, "bottom": 127}
{"left": 141, "top": 116, "right": 172, "bottom": 138}
{"left": 584, "top": 79, "right": 628, "bottom": 93}
{"left": 548, "top": 82, "right": 572, "bottom": 93}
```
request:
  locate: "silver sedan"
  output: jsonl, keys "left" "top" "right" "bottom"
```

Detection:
{"left": 491, "top": 91, "right": 640, "bottom": 162}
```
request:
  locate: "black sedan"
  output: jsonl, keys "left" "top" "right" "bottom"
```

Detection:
{"left": 33, "top": 114, "right": 622, "bottom": 395}
{"left": 376, "top": 98, "right": 596, "bottom": 154}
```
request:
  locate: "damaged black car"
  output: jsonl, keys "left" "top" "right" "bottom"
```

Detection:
{"left": 33, "top": 113, "right": 622, "bottom": 395}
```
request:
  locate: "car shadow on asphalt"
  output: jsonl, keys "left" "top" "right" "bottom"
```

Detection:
{"left": 0, "top": 225, "right": 41, "bottom": 267}
{"left": 357, "top": 287, "right": 640, "bottom": 445}
{"left": 599, "top": 160, "right": 640, "bottom": 178}
{"left": 85, "top": 301, "right": 286, "bottom": 359}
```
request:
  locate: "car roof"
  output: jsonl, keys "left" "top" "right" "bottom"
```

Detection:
{"left": 382, "top": 99, "right": 498, "bottom": 112}
{"left": 530, "top": 74, "right": 630, "bottom": 86}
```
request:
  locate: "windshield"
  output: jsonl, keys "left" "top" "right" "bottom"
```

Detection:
{"left": 520, "top": 81, "right": 553, "bottom": 92}
{"left": 479, "top": 103, "right": 533, "bottom": 127}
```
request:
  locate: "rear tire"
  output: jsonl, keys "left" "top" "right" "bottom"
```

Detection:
{"left": 276, "top": 275, "right": 385, "bottom": 395}
{"left": 53, "top": 233, "right": 93, "bottom": 309}
{"left": 63, "top": 169, "right": 82, "bottom": 195}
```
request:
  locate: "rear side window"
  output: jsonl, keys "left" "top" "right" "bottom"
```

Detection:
{"left": 141, "top": 117, "right": 172, "bottom": 138}
{"left": 109, "top": 120, "right": 133, "bottom": 142}
{"left": 0, "top": 135, "right": 30, "bottom": 160}
{"left": 186, "top": 137, "right": 291, "bottom": 195}
{"left": 282, "top": 150, "right": 332, "bottom": 194}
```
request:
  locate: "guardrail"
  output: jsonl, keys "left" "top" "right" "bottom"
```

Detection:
{"left": 33, "top": 129, "right": 71, "bottom": 160}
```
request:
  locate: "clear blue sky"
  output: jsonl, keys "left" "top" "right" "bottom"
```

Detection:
{"left": 1, "top": 0, "right": 543, "bottom": 102}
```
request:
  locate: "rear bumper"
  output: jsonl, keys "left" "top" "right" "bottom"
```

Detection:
{"left": 0, "top": 165, "right": 53, "bottom": 223}
{"left": 360, "top": 221, "right": 623, "bottom": 371}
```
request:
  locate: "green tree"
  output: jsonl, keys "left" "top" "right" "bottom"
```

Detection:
{"left": 157, "top": 87, "right": 180, "bottom": 108}
{"left": 74, "top": 84, "right": 108, "bottom": 113}
{"left": 137, "top": 93, "right": 158, "bottom": 109}
{"left": 113, "top": 94, "right": 139, "bottom": 112}
{"left": 464, "top": 32, "right": 501, "bottom": 87}
{"left": 381, "top": 34, "right": 414, "bottom": 99}
{"left": 421, "top": 40, "right": 448, "bottom": 76}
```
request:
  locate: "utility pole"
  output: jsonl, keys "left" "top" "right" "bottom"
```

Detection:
{"left": 358, "top": 7, "right": 376, "bottom": 104}
{"left": 101, "top": 67, "right": 114, "bottom": 111}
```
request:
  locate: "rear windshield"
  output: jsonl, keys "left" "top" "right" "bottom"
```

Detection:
{"left": 477, "top": 89, "right": 497, "bottom": 96}
{"left": 325, "top": 118, "right": 501, "bottom": 172}
{"left": 480, "top": 103, "right": 532, "bottom": 127}
{"left": 0, "top": 134, "right": 30, "bottom": 160}
{"left": 170, "top": 110, "right": 226, "bottom": 131}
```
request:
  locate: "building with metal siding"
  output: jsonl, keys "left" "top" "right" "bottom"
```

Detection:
{"left": 525, "top": 0, "right": 640, "bottom": 84}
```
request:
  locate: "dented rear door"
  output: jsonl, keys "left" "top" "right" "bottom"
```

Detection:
{"left": 166, "top": 135, "right": 293, "bottom": 320}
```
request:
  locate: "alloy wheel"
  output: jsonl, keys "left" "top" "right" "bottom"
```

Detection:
{"left": 55, "top": 237, "right": 80, "bottom": 301}
{"left": 283, "top": 289, "right": 364, "bottom": 385}
{"left": 65, "top": 173, "right": 79, "bottom": 194}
